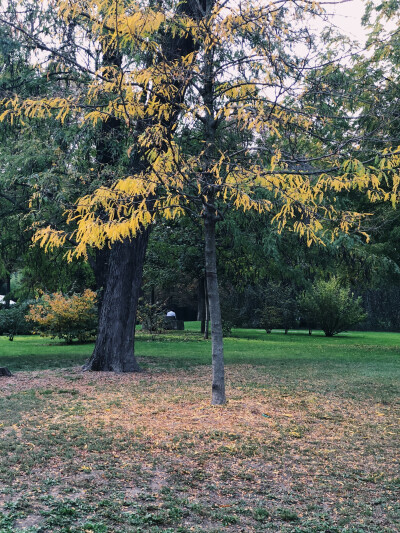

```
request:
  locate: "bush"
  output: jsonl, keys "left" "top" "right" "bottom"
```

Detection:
{"left": 222, "top": 319, "right": 233, "bottom": 337}
{"left": 0, "top": 302, "right": 32, "bottom": 340}
{"left": 299, "top": 278, "right": 367, "bottom": 337}
{"left": 26, "top": 290, "right": 97, "bottom": 343}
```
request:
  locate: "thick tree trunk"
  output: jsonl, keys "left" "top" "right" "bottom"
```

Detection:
{"left": 204, "top": 210, "right": 225, "bottom": 405}
{"left": 83, "top": 229, "right": 150, "bottom": 372}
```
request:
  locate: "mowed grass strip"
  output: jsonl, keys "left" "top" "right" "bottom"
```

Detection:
{"left": 0, "top": 327, "right": 399, "bottom": 532}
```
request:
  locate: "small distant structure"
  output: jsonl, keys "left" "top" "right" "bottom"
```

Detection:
{"left": 164, "top": 310, "right": 184, "bottom": 330}
{"left": 0, "top": 295, "right": 16, "bottom": 306}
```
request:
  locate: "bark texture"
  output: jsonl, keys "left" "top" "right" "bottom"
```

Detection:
{"left": 84, "top": 229, "right": 150, "bottom": 372}
{"left": 204, "top": 210, "right": 226, "bottom": 404}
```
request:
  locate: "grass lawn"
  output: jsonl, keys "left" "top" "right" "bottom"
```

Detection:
{"left": 0, "top": 325, "right": 399, "bottom": 532}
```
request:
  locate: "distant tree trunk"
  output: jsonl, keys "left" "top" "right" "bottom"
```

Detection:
{"left": 309, "top": 329, "right": 312, "bottom": 336}
{"left": 4, "top": 272, "right": 10, "bottom": 309}
{"left": 204, "top": 209, "right": 225, "bottom": 405}
{"left": 204, "top": 301, "right": 209, "bottom": 339}
{"left": 83, "top": 229, "right": 150, "bottom": 372}
{"left": 204, "top": 277, "right": 209, "bottom": 339}
{"left": 91, "top": 247, "right": 110, "bottom": 312}
{"left": 285, "top": 328, "right": 288, "bottom": 335}
{"left": 198, "top": 276, "right": 206, "bottom": 333}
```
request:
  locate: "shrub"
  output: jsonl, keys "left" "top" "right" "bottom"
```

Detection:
{"left": 299, "top": 278, "right": 367, "bottom": 337}
{"left": 26, "top": 290, "right": 97, "bottom": 343}
{"left": 222, "top": 319, "right": 233, "bottom": 337}
{"left": 0, "top": 302, "right": 32, "bottom": 340}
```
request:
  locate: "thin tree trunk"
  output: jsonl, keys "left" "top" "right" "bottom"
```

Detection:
{"left": 204, "top": 209, "right": 225, "bottom": 405}
{"left": 83, "top": 229, "right": 150, "bottom": 372}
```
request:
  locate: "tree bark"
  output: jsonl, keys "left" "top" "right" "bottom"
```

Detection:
{"left": 83, "top": 228, "right": 150, "bottom": 372}
{"left": 204, "top": 209, "right": 225, "bottom": 405}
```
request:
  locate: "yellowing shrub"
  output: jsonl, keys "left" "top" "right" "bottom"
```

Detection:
{"left": 27, "top": 289, "right": 97, "bottom": 343}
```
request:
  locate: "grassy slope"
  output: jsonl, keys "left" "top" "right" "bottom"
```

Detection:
{"left": 0, "top": 326, "right": 399, "bottom": 532}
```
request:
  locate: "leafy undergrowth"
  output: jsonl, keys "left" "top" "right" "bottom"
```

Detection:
{"left": 0, "top": 364, "right": 399, "bottom": 533}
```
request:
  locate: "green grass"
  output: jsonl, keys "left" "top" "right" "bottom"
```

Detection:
{"left": 2, "top": 326, "right": 399, "bottom": 400}
{"left": 0, "top": 325, "right": 399, "bottom": 532}
{"left": 2, "top": 324, "right": 400, "bottom": 370}
{"left": 0, "top": 335, "right": 93, "bottom": 371}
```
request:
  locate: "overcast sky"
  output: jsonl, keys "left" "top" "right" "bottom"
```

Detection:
{"left": 327, "top": 0, "right": 367, "bottom": 42}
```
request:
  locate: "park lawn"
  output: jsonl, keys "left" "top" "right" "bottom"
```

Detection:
{"left": 0, "top": 327, "right": 399, "bottom": 532}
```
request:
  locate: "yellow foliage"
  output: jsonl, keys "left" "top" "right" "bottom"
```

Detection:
{"left": 2, "top": 0, "right": 400, "bottom": 256}
{"left": 26, "top": 290, "right": 97, "bottom": 343}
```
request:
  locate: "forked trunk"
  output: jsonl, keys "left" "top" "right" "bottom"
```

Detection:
{"left": 204, "top": 210, "right": 226, "bottom": 404}
{"left": 83, "top": 229, "right": 150, "bottom": 372}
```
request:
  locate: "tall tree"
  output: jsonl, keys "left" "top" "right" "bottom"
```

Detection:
{"left": 1, "top": 0, "right": 213, "bottom": 372}
{"left": 83, "top": 0, "right": 211, "bottom": 372}
{"left": 3, "top": 0, "right": 398, "bottom": 403}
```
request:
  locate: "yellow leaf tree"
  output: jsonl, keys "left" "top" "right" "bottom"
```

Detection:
{"left": 1, "top": 0, "right": 213, "bottom": 373}
{"left": 1, "top": 0, "right": 395, "bottom": 403}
